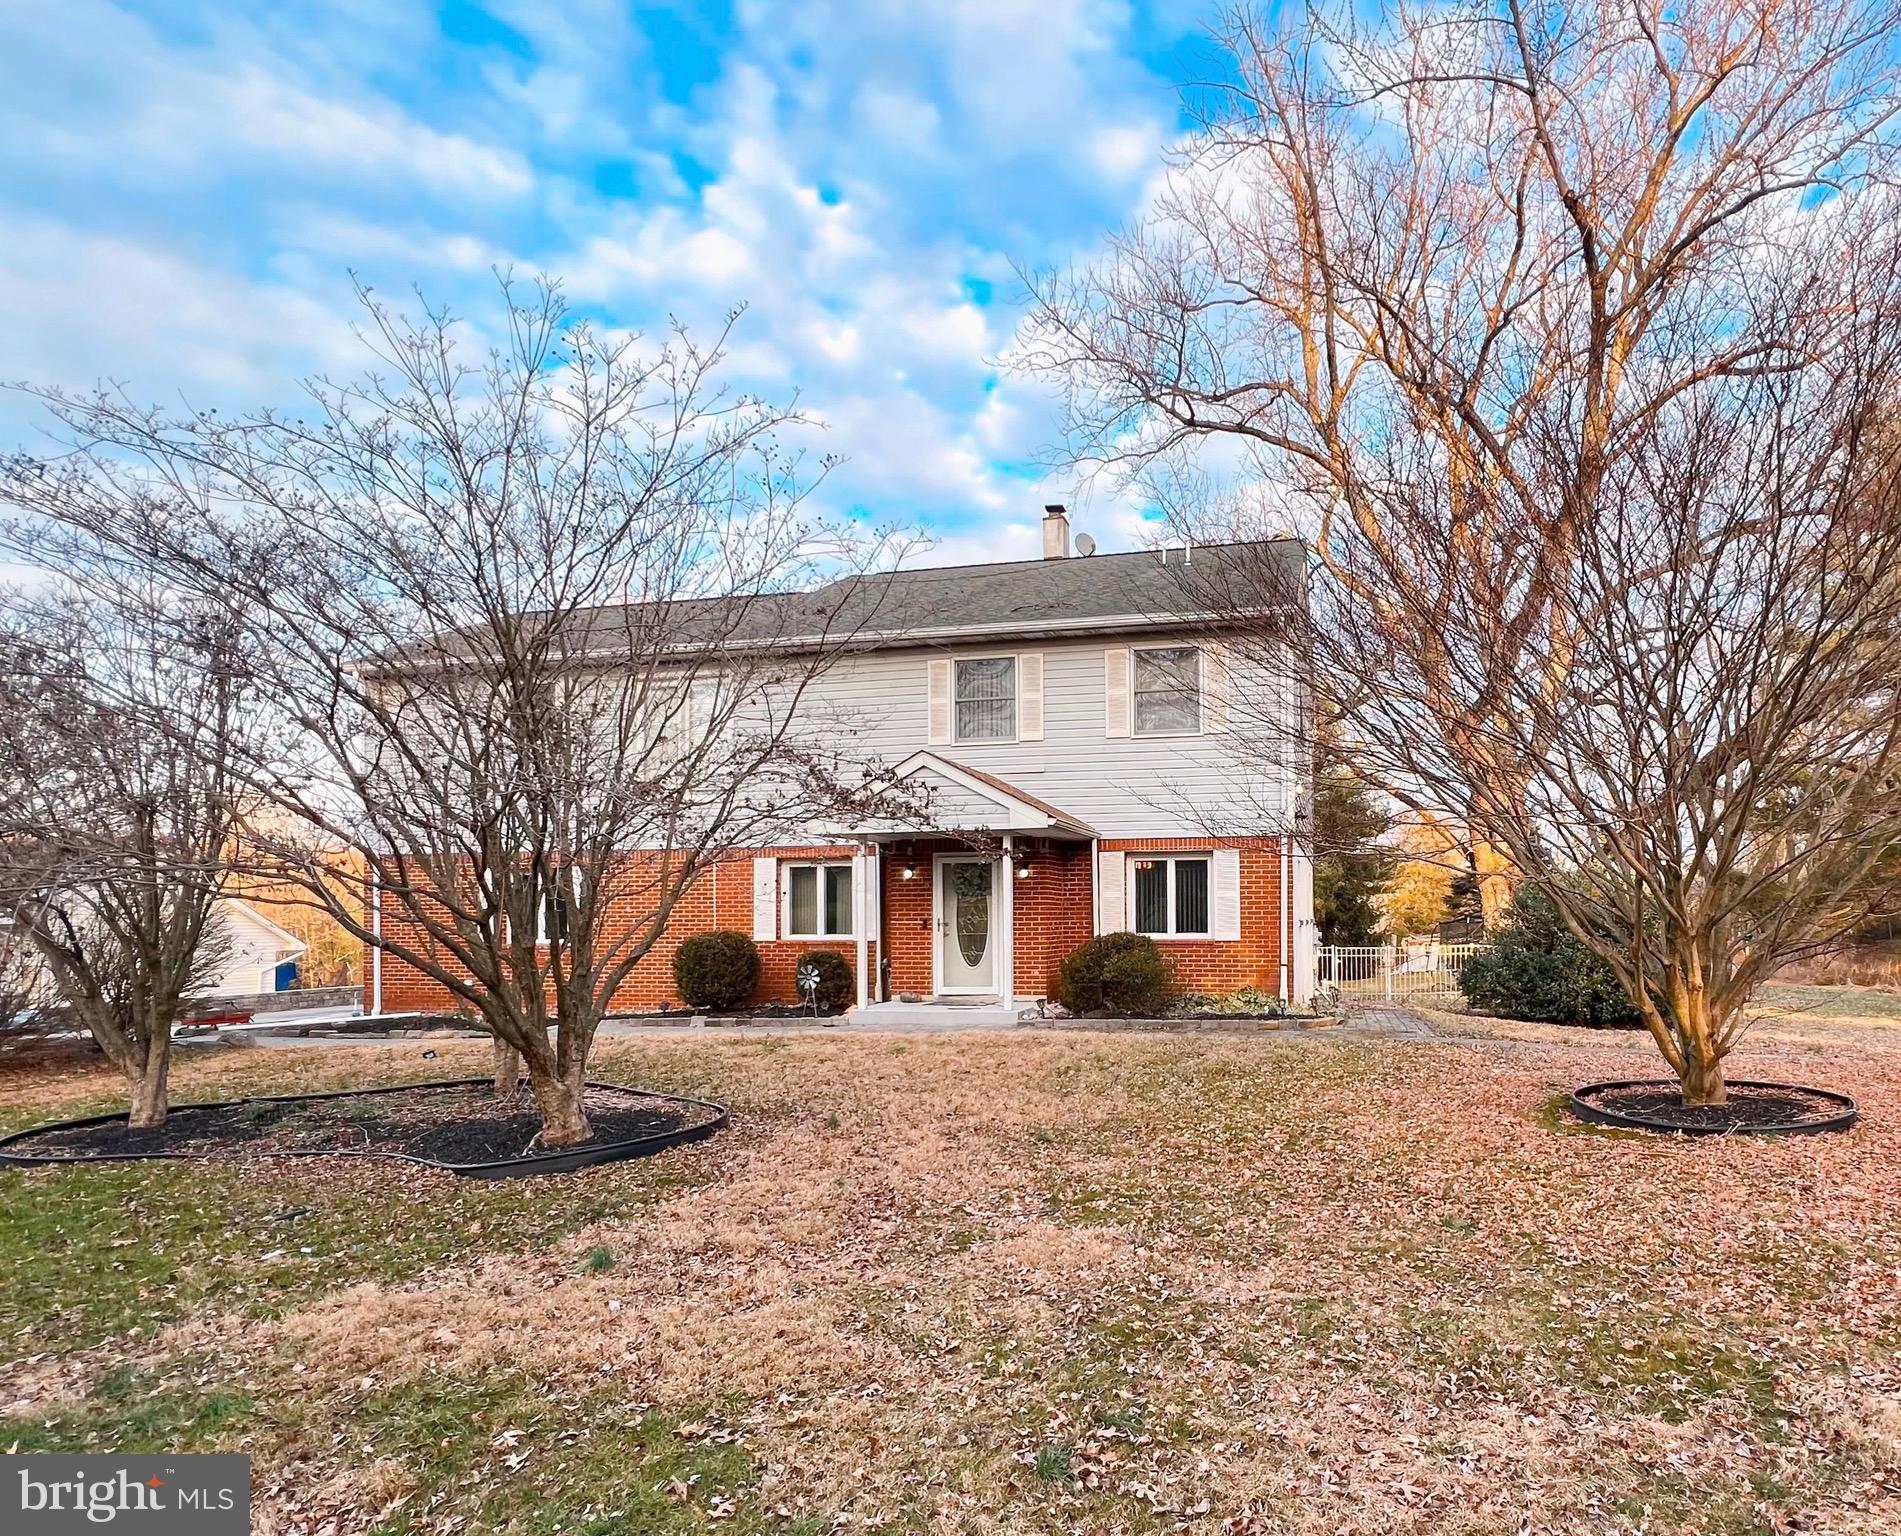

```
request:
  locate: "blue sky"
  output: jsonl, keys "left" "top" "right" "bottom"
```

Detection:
{"left": 0, "top": 0, "right": 1225, "bottom": 564}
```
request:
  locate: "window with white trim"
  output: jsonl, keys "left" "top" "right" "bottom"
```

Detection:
{"left": 513, "top": 865, "right": 584, "bottom": 947}
{"left": 785, "top": 862, "right": 853, "bottom": 939}
{"left": 1132, "top": 645, "right": 1201, "bottom": 735}
{"left": 954, "top": 656, "right": 1016, "bottom": 742}
{"left": 1130, "top": 855, "right": 1210, "bottom": 937}
{"left": 649, "top": 678, "right": 721, "bottom": 767}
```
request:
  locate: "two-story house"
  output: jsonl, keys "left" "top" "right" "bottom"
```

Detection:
{"left": 367, "top": 508, "right": 1315, "bottom": 1022}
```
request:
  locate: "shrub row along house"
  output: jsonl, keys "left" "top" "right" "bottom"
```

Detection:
{"left": 364, "top": 510, "right": 1316, "bottom": 1023}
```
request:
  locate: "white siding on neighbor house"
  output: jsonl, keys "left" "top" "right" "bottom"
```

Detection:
{"left": 746, "top": 632, "right": 1294, "bottom": 839}
{"left": 204, "top": 904, "right": 304, "bottom": 995}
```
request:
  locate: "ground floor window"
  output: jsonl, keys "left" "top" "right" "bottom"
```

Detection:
{"left": 1131, "top": 855, "right": 1210, "bottom": 937}
{"left": 786, "top": 862, "right": 853, "bottom": 938}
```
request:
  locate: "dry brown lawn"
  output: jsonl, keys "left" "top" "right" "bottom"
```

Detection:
{"left": 5, "top": 1023, "right": 1901, "bottom": 1534}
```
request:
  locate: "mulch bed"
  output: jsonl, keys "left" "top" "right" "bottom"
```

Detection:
{"left": 1573, "top": 1079, "right": 1857, "bottom": 1134}
{"left": 1041, "top": 1014, "right": 1341, "bottom": 1034}
{"left": 4, "top": 1082, "right": 716, "bottom": 1165}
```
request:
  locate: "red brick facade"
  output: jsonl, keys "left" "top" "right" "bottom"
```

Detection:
{"left": 1100, "top": 837, "right": 1287, "bottom": 995}
{"left": 365, "top": 834, "right": 1287, "bottom": 1014}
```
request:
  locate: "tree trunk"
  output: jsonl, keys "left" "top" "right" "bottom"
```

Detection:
{"left": 1677, "top": 1034, "right": 1728, "bottom": 1106}
{"left": 490, "top": 1035, "right": 521, "bottom": 1095}
{"left": 527, "top": 1069, "right": 591, "bottom": 1147}
{"left": 1472, "top": 841, "right": 1514, "bottom": 927}
{"left": 127, "top": 1040, "right": 170, "bottom": 1129}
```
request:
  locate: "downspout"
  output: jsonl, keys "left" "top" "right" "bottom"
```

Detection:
{"left": 1279, "top": 834, "right": 1291, "bottom": 1003}
{"left": 1089, "top": 838, "right": 1099, "bottom": 935}
{"left": 370, "top": 870, "right": 383, "bottom": 1017}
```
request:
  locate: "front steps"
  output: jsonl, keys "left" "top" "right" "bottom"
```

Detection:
{"left": 845, "top": 997, "right": 1041, "bottom": 1028}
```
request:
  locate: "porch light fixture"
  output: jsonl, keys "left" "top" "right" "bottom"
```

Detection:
{"left": 1015, "top": 862, "right": 1031, "bottom": 879}
{"left": 901, "top": 863, "right": 917, "bottom": 880}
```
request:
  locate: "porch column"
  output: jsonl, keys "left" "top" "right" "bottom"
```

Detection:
{"left": 1000, "top": 833, "right": 1014, "bottom": 1013}
{"left": 853, "top": 839, "right": 870, "bottom": 1010}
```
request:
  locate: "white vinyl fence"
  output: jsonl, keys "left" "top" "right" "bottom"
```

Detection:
{"left": 1314, "top": 941, "right": 1489, "bottom": 1003}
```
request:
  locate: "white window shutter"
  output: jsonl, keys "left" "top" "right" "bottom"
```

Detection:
{"left": 751, "top": 857, "right": 778, "bottom": 942}
{"left": 1211, "top": 849, "right": 1242, "bottom": 940}
{"left": 1096, "top": 851, "right": 1126, "bottom": 933}
{"left": 927, "top": 658, "right": 952, "bottom": 745}
{"left": 1203, "top": 644, "right": 1231, "bottom": 734}
{"left": 1018, "top": 653, "right": 1044, "bottom": 741}
{"left": 1104, "top": 648, "right": 1130, "bottom": 738}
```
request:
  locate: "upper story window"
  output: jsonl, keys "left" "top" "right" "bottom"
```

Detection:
{"left": 1132, "top": 855, "right": 1210, "bottom": 938}
{"left": 648, "top": 678, "right": 721, "bottom": 768}
{"left": 786, "top": 862, "right": 853, "bottom": 939}
{"left": 954, "top": 656, "right": 1016, "bottom": 742}
{"left": 1133, "top": 646, "right": 1201, "bottom": 736}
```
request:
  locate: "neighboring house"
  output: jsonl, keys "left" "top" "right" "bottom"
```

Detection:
{"left": 203, "top": 900, "right": 308, "bottom": 996}
{"left": 3, "top": 897, "right": 308, "bottom": 1015}
{"left": 367, "top": 509, "right": 1316, "bottom": 1020}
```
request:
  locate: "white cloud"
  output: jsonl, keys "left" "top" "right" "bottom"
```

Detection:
{"left": 0, "top": 217, "right": 358, "bottom": 422}
{"left": 1088, "top": 121, "right": 1165, "bottom": 180}
{"left": 0, "top": 0, "right": 531, "bottom": 199}
{"left": 0, "top": 0, "right": 1184, "bottom": 557}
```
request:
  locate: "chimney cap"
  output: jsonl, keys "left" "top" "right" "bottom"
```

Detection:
{"left": 1043, "top": 503, "right": 1067, "bottom": 517}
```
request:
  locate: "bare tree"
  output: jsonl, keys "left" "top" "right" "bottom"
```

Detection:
{"left": 0, "top": 588, "right": 253, "bottom": 1125}
{"left": 1330, "top": 365, "right": 1901, "bottom": 1101}
{"left": 5, "top": 278, "right": 919, "bottom": 1146}
{"left": 1020, "top": 0, "right": 1901, "bottom": 1102}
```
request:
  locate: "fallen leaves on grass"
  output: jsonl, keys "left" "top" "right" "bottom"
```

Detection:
{"left": 9, "top": 1026, "right": 1901, "bottom": 1533}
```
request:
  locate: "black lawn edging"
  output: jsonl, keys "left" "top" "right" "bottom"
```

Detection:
{"left": 0, "top": 1077, "right": 730, "bottom": 1180}
{"left": 1568, "top": 1078, "right": 1859, "bottom": 1137}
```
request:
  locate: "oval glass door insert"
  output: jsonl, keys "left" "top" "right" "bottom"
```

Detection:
{"left": 952, "top": 861, "right": 990, "bottom": 966}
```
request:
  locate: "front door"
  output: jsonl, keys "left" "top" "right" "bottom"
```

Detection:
{"left": 935, "top": 856, "right": 996, "bottom": 994}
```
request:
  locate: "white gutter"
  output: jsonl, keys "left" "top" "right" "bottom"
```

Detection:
{"left": 361, "top": 605, "right": 1295, "bottom": 678}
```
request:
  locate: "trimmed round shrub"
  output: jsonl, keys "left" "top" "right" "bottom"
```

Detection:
{"left": 795, "top": 949, "right": 853, "bottom": 1009}
{"left": 1458, "top": 885, "right": 1642, "bottom": 1027}
{"left": 1057, "top": 932, "right": 1171, "bottom": 1016}
{"left": 672, "top": 930, "right": 761, "bottom": 1010}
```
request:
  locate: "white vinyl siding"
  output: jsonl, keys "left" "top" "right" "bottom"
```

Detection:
{"left": 785, "top": 862, "right": 853, "bottom": 939}
{"left": 727, "top": 633, "right": 1294, "bottom": 841}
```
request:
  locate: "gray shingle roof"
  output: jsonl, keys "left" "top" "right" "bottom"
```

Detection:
{"left": 559, "top": 538, "right": 1306, "bottom": 656}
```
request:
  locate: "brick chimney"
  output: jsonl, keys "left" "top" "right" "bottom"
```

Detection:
{"left": 1042, "top": 504, "right": 1070, "bottom": 559}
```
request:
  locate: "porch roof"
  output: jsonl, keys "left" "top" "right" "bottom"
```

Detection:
{"left": 833, "top": 751, "right": 1098, "bottom": 841}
